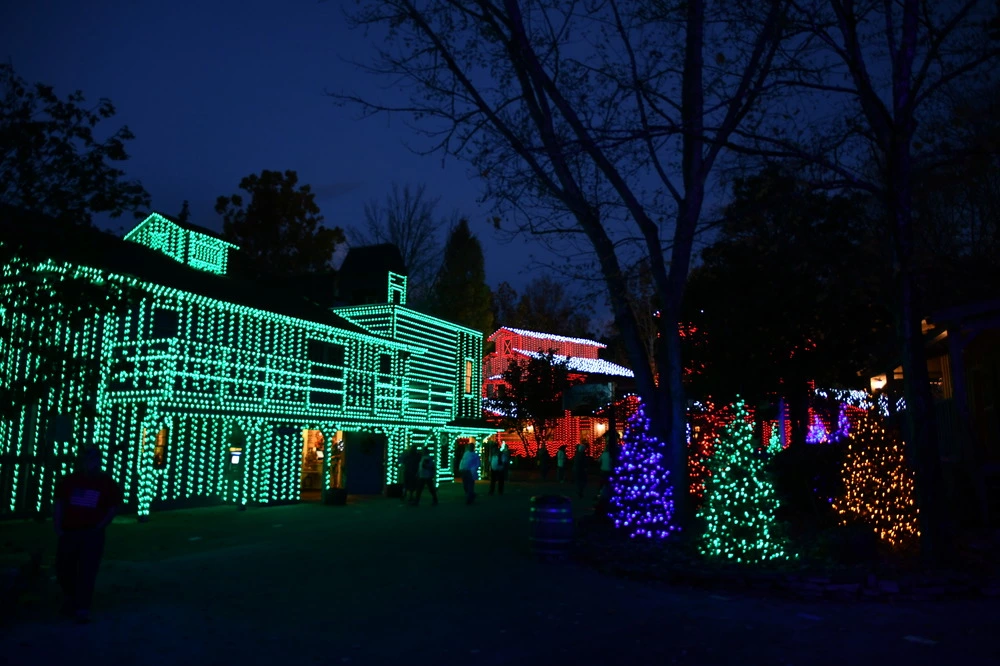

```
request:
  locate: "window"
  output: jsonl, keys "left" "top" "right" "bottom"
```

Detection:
{"left": 310, "top": 377, "right": 344, "bottom": 406}
{"left": 464, "top": 360, "right": 474, "bottom": 394}
{"left": 379, "top": 353, "right": 392, "bottom": 375}
{"left": 308, "top": 340, "right": 346, "bottom": 367}
{"left": 153, "top": 428, "right": 168, "bottom": 469}
{"left": 152, "top": 308, "right": 179, "bottom": 339}
{"left": 503, "top": 339, "right": 512, "bottom": 355}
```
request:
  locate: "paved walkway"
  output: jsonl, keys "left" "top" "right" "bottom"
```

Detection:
{"left": 2, "top": 479, "right": 998, "bottom": 665}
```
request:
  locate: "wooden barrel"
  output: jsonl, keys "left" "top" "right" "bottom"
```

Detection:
{"left": 529, "top": 495, "right": 574, "bottom": 558}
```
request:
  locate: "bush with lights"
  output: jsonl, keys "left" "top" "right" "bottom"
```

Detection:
{"left": 698, "top": 400, "right": 790, "bottom": 563}
{"left": 608, "top": 400, "right": 679, "bottom": 539}
{"left": 831, "top": 410, "right": 919, "bottom": 550}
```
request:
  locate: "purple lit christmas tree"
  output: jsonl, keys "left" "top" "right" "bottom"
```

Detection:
{"left": 609, "top": 400, "right": 679, "bottom": 539}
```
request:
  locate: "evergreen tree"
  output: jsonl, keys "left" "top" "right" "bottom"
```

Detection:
{"left": 698, "top": 400, "right": 789, "bottom": 563}
{"left": 831, "top": 411, "right": 919, "bottom": 550}
{"left": 177, "top": 200, "right": 191, "bottom": 224}
{"left": 608, "top": 400, "right": 679, "bottom": 539}
{"left": 430, "top": 218, "right": 493, "bottom": 337}
{"left": 0, "top": 62, "right": 150, "bottom": 226}
{"left": 215, "top": 169, "right": 345, "bottom": 277}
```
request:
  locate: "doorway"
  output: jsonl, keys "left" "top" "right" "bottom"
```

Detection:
{"left": 342, "top": 431, "right": 386, "bottom": 495}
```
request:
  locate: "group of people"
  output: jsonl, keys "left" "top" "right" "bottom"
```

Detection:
{"left": 397, "top": 445, "right": 440, "bottom": 506}
{"left": 397, "top": 441, "right": 512, "bottom": 506}
{"left": 537, "top": 441, "right": 617, "bottom": 499}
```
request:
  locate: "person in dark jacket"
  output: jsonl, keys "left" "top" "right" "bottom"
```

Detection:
{"left": 489, "top": 443, "right": 509, "bottom": 496}
{"left": 401, "top": 445, "right": 421, "bottom": 503}
{"left": 573, "top": 442, "right": 589, "bottom": 499}
{"left": 538, "top": 445, "right": 551, "bottom": 480}
{"left": 53, "top": 446, "right": 121, "bottom": 624}
{"left": 413, "top": 447, "right": 438, "bottom": 506}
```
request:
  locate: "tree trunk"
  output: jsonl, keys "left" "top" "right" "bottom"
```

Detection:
{"left": 888, "top": 132, "right": 950, "bottom": 566}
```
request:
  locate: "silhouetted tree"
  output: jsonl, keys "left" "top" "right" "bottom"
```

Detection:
{"left": 683, "top": 168, "right": 894, "bottom": 404}
{"left": 491, "top": 280, "right": 519, "bottom": 331}
{"left": 491, "top": 275, "right": 593, "bottom": 338}
{"left": 738, "top": 0, "right": 1000, "bottom": 564}
{"left": 498, "top": 350, "right": 576, "bottom": 457}
{"left": 339, "top": 1, "right": 796, "bottom": 525}
{"left": 430, "top": 218, "right": 494, "bottom": 337}
{"left": 215, "top": 169, "right": 345, "bottom": 277}
{"left": 176, "top": 200, "right": 191, "bottom": 224}
{"left": 0, "top": 65, "right": 147, "bottom": 419}
{"left": 0, "top": 62, "right": 149, "bottom": 226}
{"left": 353, "top": 182, "right": 446, "bottom": 305}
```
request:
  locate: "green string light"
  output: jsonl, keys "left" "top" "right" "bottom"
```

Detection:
{"left": 698, "top": 400, "right": 792, "bottom": 563}
{"left": 2, "top": 216, "right": 494, "bottom": 516}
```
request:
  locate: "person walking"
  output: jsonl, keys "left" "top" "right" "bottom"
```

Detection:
{"left": 556, "top": 445, "right": 567, "bottom": 484}
{"left": 413, "top": 447, "right": 438, "bottom": 506}
{"left": 489, "top": 443, "right": 508, "bottom": 496}
{"left": 53, "top": 446, "right": 122, "bottom": 624}
{"left": 538, "top": 445, "right": 551, "bottom": 481}
{"left": 573, "top": 442, "right": 589, "bottom": 499}
{"left": 598, "top": 442, "right": 615, "bottom": 494}
{"left": 401, "top": 444, "right": 421, "bottom": 503}
{"left": 459, "top": 443, "right": 481, "bottom": 504}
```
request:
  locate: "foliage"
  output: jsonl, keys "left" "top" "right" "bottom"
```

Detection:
{"left": 684, "top": 168, "right": 893, "bottom": 404}
{"left": 687, "top": 401, "right": 736, "bottom": 508}
{"left": 767, "top": 439, "right": 845, "bottom": 536}
{"left": 490, "top": 275, "right": 592, "bottom": 338}
{"left": 914, "top": 81, "right": 1000, "bottom": 310}
{"left": 608, "top": 400, "right": 678, "bottom": 539}
{"left": 698, "top": 400, "right": 790, "bottom": 563}
{"left": 176, "top": 200, "right": 191, "bottom": 224}
{"left": 215, "top": 169, "right": 345, "bottom": 277}
{"left": 339, "top": 1, "right": 798, "bottom": 526}
{"left": 354, "top": 182, "right": 445, "bottom": 306}
{"left": 747, "top": 0, "right": 1000, "bottom": 563}
{"left": 429, "top": 218, "right": 494, "bottom": 337}
{"left": 0, "top": 209, "right": 140, "bottom": 420}
{"left": 0, "top": 65, "right": 148, "bottom": 419}
{"left": 497, "top": 350, "right": 576, "bottom": 457}
{"left": 831, "top": 410, "right": 920, "bottom": 551}
{"left": 0, "top": 62, "right": 150, "bottom": 227}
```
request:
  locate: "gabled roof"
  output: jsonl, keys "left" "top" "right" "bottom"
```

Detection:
{"left": 488, "top": 326, "right": 606, "bottom": 348}
{"left": 0, "top": 206, "right": 374, "bottom": 337}
{"left": 514, "top": 349, "right": 634, "bottom": 378}
{"left": 148, "top": 211, "right": 231, "bottom": 243}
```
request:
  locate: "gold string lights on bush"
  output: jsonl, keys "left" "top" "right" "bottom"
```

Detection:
{"left": 832, "top": 410, "right": 919, "bottom": 549}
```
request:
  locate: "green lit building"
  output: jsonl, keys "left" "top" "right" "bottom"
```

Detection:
{"left": 0, "top": 211, "right": 493, "bottom": 518}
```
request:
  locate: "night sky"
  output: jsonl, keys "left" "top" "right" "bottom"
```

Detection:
{"left": 1, "top": 0, "right": 545, "bottom": 293}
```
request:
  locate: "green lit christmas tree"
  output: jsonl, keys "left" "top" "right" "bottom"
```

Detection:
{"left": 698, "top": 400, "right": 789, "bottom": 563}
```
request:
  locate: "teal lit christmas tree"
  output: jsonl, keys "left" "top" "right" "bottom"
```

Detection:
{"left": 608, "top": 400, "right": 679, "bottom": 539}
{"left": 698, "top": 400, "right": 789, "bottom": 562}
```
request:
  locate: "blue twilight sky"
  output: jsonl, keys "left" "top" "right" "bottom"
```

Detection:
{"left": 0, "top": 0, "right": 553, "bottom": 295}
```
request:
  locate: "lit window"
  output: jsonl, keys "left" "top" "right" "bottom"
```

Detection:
{"left": 465, "top": 360, "right": 473, "bottom": 394}
{"left": 153, "top": 428, "right": 168, "bottom": 469}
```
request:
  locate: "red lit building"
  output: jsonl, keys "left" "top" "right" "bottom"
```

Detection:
{"left": 483, "top": 327, "right": 635, "bottom": 458}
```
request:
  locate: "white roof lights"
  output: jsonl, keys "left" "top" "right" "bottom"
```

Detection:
{"left": 491, "top": 327, "right": 606, "bottom": 348}
{"left": 514, "top": 349, "right": 634, "bottom": 378}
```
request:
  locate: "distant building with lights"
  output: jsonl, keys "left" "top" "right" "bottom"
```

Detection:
{"left": 482, "top": 326, "right": 635, "bottom": 458}
{"left": 0, "top": 209, "right": 492, "bottom": 519}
